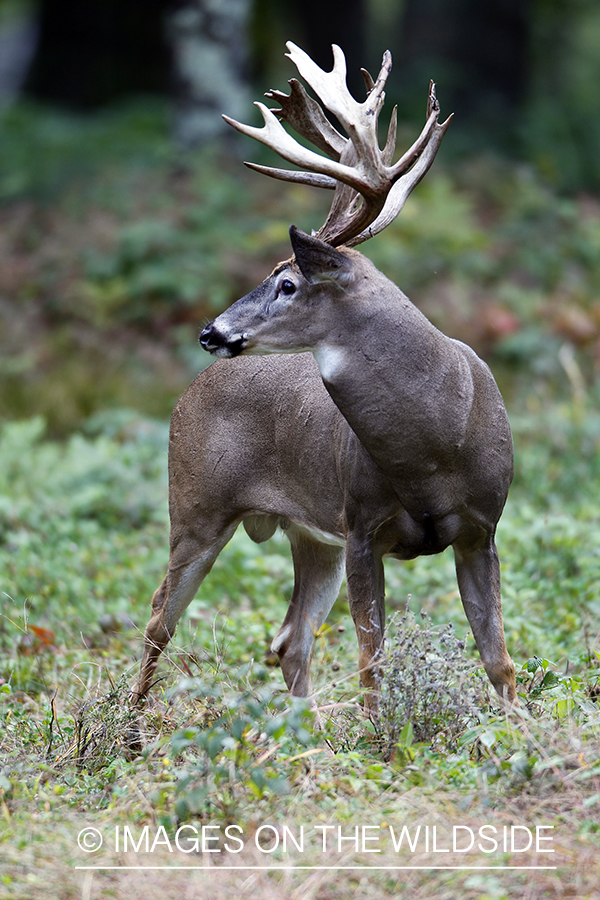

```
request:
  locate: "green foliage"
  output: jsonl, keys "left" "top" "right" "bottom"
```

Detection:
{"left": 0, "top": 415, "right": 169, "bottom": 646}
{"left": 0, "top": 101, "right": 330, "bottom": 431}
{"left": 1, "top": 406, "right": 600, "bottom": 897}
{"left": 0, "top": 99, "right": 171, "bottom": 203}
{"left": 459, "top": 654, "right": 600, "bottom": 788}
{"left": 168, "top": 677, "right": 314, "bottom": 818}
{"left": 0, "top": 415, "right": 167, "bottom": 533}
{"left": 76, "top": 155, "right": 257, "bottom": 326}
{"left": 526, "top": 0, "right": 600, "bottom": 191}
{"left": 2, "top": 100, "right": 600, "bottom": 432}
{"left": 376, "top": 608, "right": 489, "bottom": 758}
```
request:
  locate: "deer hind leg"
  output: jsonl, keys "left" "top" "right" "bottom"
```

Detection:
{"left": 345, "top": 532, "right": 386, "bottom": 712}
{"left": 134, "top": 521, "right": 238, "bottom": 703}
{"left": 271, "top": 525, "right": 345, "bottom": 699}
{"left": 453, "top": 537, "right": 517, "bottom": 703}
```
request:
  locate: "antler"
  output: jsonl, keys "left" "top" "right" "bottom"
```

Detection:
{"left": 223, "top": 42, "right": 452, "bottom": 247}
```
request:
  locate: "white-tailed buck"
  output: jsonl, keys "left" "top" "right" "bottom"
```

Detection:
{"left": 135, "top": 43, "right": 516, "bottom": 708}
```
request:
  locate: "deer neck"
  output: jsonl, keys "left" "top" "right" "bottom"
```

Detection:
{"left": 311, "top": 279, "right": 478, "bottom": 511}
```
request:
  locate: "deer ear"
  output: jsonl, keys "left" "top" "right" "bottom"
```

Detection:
{"left": 289, "top": 225, "right": 354, "bottom": 287}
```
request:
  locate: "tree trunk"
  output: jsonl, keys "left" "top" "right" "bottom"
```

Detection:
{"left": 167, "top": 0, "right": 251, "bottom": 146}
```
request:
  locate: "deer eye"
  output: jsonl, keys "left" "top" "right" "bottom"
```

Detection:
{"left": 280, "top": 279, "right": 296, "bottom": 295}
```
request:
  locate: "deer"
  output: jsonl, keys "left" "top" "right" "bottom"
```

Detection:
{"left": 134, "top": 42, "right": 517, "bottom": 712}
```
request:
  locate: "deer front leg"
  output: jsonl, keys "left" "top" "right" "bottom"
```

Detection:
{"left": 345, "top": 531, "right": 386, "bottom": 712}
{"left": 453, "top": 537, "right": 516, "bottom": 703}
{"left": 271, "top": 527, "right": 345, "bottom": 698}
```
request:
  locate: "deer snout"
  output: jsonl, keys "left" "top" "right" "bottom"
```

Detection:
{"left": 199, "top": 323, "right": 248, "bottom": 358}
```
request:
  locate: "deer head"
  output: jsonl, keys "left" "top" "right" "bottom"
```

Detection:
{"left": 200, "top": 42, "right": 452, "bottom": 359}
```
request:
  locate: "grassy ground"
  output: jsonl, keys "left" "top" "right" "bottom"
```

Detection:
{"left": 1, "top": 392, "right": 599, "bottom": 899}
{"left": 1, "top": 101, "right": 600, "bottom": 899}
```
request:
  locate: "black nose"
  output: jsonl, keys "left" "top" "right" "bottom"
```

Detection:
{"left": 199, "top": 324, "right": 217, "bottom": 351}
{"left": 199, "top": 323, "right": 247, "bottom": 357}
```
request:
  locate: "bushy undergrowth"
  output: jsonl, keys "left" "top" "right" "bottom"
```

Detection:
{"left": 167, "top": 678, "right": 314, "bottom": 819}
{"left": 2, "top": 101, "right": 600, "bottom": 431}
{"left": 1, "top": 403, "right": 599, "bottom": 817}
{"left": 377, "top": 609, "right": 489, "bottom": 757}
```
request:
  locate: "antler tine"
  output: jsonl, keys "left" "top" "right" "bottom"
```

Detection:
{"left": 266, "top": 79, "right": 345, "bottom": 160}
{"left": 348, "top": 111, "right": 454, "bottom": 247}
{"left": 222, "top": 102, "right": 375, "bottom": 194}
{"left": 366, "top": 50, "right": 394, "bottom": 121}
{"left": 244, "top": 162, "right": 337, "bottom": 190}
{"left": 389, "top": 81, "right": 439, "bottom": 180}
{"left": 426, "top": 78, "right": 440, "bottom": 119}
{"left": 361, "top": 68, "right": 375, "bottom": 93}
{"left": 285, "top": 42, "right": 350, "bottom": 113}
{"left": 382, "top": 106, "right": 397, "bottom": 167}
{"left": 286, "top": 42, "right": 391, "bottom": 166}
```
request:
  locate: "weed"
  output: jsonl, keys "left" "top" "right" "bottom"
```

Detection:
{"left": 375, "top": 608, "right": 489, "bottom": 760}
{"left": 166, "top": 676, "right": 315, "bottom": 819}
{"left": 67, "top": 675, "right": 138, "bottom": 773}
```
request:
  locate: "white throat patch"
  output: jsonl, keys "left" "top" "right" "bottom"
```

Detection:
{"left": 313, "top": 345, "right": 346, "bottom": 382}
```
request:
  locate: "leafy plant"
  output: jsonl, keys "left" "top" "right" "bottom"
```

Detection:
{"left": 375, "top": 608, "right": 489, "bottom": 759}
{"left": 70, "top": 675, "right": 138, "bottom": 773}
{"left": 167, "top": 676, "right": 314, "bottom": 819}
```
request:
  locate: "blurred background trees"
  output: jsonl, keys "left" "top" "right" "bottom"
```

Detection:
{"left": 1, "top": 0, "right": 600, "bottom": 432}
{"left": 22, "top": 0, "right": 172, "bottom": 107}
{"left": 11, "top": 0, "right": 600, "bottom": 189}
